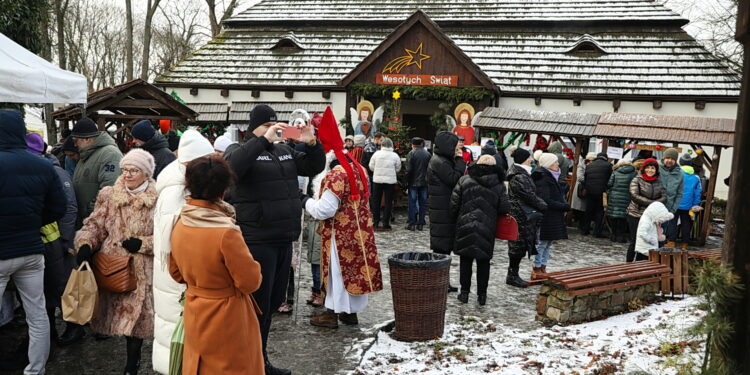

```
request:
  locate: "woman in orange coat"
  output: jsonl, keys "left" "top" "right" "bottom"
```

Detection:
{"left": 169, "top": 155, "right": 264, "bottom": 375}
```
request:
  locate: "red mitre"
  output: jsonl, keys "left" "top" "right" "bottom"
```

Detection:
{"left": 317, "top": 107, "right": 369, "bottom": 201}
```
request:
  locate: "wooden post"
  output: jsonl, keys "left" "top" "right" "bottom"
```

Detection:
{"left": 601, "top": 138, "right": 609, "bottom": 154}
{"left": 725, "top": 0, "right": 750, "bottom": 368}
{"left": 96, "top": 117, "right": 106, "bottom": 131}
{"left": 700, "top": 147, "right": 721, "bottom": 245}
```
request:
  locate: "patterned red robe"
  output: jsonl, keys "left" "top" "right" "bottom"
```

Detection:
{"left": 319, "top": 164, "right": 383, "bottom": 296}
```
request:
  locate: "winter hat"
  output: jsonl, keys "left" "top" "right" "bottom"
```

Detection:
{"left": 663, "top": 148, "right": 679, "bottom": 161}
{"left": 477, "top": 154, "right": 496, "bottom": 165}
{"left": 317, "top": 106, "right": 369, "bottom": 201}
{"left": 484, "top": 139, "right": 495, "bottom": 147}
{"left": 585, "top": 152, "right": 597, "bottom": 161}
{"left": 131, "top": 120, "right": 156, "bottom": 142}
{"left": 248, "top": 104, "right": 278, "bottom": 132}
{"left": 25, "top": 133, "right": 46, "bottom": 155}
{"left": 411, "top": 137, "right": 424, "bottom": 146}
{"left": 533, "top": 149, "right": 543, "bottom": 162}
{"left": 353, "top": 134, "right": 366, "bottom": 147}
{"left": 120, "top": 148, "right": 156, "bottom": 177}
{"left": 679, "top": 153, "right": 693, "bottom": 166}
{"left": 177, "top": 129, "right": 214, "bottom": 163}
{"left": 62, "top": 136, "right": 78, "bottom": 153}
{"left": 512, "top": 147, "right": 531, "bottom": 164}
{"left": 381, "top": 138, "right": 394, "bottom": 149}
{"left": 539, "top": 153, "right": 558, "bottom": 169}
{"left": 457, "top": 136, "right": 465, "bottom": 141}
{"left": 597, "top": 152, "right": 608, "bottom": 160}
{"left": 71, "top": 117, "right": 99, "bottom": 138}
{"left": 213, "top": 135, "right": 234, "bottom": 152}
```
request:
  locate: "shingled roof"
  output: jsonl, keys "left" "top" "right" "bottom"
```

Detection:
{"left": 155, "top": 2, "right": 740, "bottom": 99}
{"left": 474, "top": 107, "right": 600, "bottom": 137}
{"left": 226, "top": 0, "right": 685, "bottom": 24}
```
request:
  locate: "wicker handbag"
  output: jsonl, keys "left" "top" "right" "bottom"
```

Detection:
{"left": 92, "top": 252, "right": 137, "bottom": 293}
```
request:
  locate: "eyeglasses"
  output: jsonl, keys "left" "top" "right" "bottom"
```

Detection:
{"left": 121, "top": 168, "right": 142, "bottom": 176}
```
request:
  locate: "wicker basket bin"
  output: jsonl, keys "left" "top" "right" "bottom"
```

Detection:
{"left": 388, "top": 252, "right": 451, "bottom": 341}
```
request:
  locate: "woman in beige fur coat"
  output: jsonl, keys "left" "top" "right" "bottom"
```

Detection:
{"left": 75, "top": 148, "right": 157, "bottom": 375}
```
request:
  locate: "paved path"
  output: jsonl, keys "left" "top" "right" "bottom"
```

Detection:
{"left": 0, "top": 212, "right": 721, "bottom": 374}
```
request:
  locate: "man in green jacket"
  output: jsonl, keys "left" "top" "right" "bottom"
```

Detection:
{"left": 61, "top": 117, "right": 123, "bottom": 345}
{"left": 659, "top": 148, "right": 684, "bottom": 248}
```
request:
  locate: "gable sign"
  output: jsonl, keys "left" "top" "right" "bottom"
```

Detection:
{"left": 376, "top": 42, "right": 458, "bottom": 87}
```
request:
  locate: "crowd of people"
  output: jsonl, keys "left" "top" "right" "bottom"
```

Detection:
{"left": 0, "top": 103, "right": 707, "bottom": 375}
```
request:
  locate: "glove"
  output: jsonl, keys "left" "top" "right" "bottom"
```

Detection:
{"left": 122, "top": 237, "right": 142, "bottom": 253}
{"left": 76, "top": 244, "right": 92, "bottom": 265}
{"left": 300, "top": 191, "right": 311, "bottom": 207}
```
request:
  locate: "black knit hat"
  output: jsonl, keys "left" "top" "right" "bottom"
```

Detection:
{"left": 131, "top": 120, "right": 156, "bottom": 142}
{"left": 61, "top": 136, "right": 78, "bottom": 153}
{"left": 512, "top": 148, "right": 531, "bottom": 164}
{"left": 248, "top": 104, "right": 278, "bottom": 132}
{"left": 71, "top": 117, "right": 99, "bottom": 138}
{"left": 411, "top": 137, "right": 423, "bottom": 146}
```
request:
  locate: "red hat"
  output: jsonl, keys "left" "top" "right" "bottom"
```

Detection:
{"left": 317, "top": 107, "right": 368, "bottom": 201}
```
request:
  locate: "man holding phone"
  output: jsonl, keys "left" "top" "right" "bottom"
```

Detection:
{"left": 225, "top": 104, "right": 325, "bottom": 375}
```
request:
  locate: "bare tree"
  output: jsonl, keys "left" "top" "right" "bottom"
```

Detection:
{"left": 53, "top": 0, "right": 70, "bottom": 70}
{"left": 151, "top": 1, "right": 202, "bottom": 78}
{"left": 206, "top": 0, "right": 239, "bottom": 37}
{"left": 140, "top": 0, "right": 163, "bottom": 80}
{"left": 125, "top": 0, "right": 134, "bottom": 80}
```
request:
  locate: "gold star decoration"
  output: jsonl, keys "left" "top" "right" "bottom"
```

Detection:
{"left": 392, "top": 91, "right": 401, "bottom": 100}
{"left": 382, "top": 43, "right": 432, "bottom": 74}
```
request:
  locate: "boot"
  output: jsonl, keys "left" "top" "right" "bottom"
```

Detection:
{"left": 664, "top": 241, "right": 676, "bottom": 248}
{"left": 265, "top": 360, "right": 292, "bottom": 375}
{"left": 540, "top": 265, "right": 547, "bottom": 274}
{"left": 477, "top": 294, "right": 487, "bottom": 306}
{"left": 448, "top": 284, "right": 458, "bottom": 293}
{"left": 680, "top": 242, "right": 689, "bottom": 251}
{"left": 531, "top": 266, "right": 542, "bottom": 280}
{"left": 405, "top": 224, "right": 415, "bottom": 231}
{"left": 338, "top": 312, "right": 359, "bottom": 325}
{"left": 58, "top": 323, "right": 85, "bottom": 346}
{"left": 506, "top": 267, "right": 528, "bottom": 288}
{"left": 417, "top": 225, "right": 424, "bottom": 231}
{"left": 457, "top": 291, "right": 469, "bottom": 303}
{"left": 124, "top": 337, "right": 142, "bottom": 375}
{"left": 310, "top": 311, "right": 338, "bottom": 328}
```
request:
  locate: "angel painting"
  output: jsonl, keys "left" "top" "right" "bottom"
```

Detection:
{"left": 446, "top": 103, "right": 482, "bottom": 145}
{"left": 350, "top": 100, "right": 384, "bottom": 138}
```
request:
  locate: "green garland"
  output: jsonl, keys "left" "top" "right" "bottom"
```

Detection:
{"left": 350, "top": 83, "right": 493, "bottom": 103}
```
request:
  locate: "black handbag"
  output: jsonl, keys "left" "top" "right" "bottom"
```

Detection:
{"left": 521, "top": 203, "right": 544, "bottom": 224}
{"left": 577, "top": 184, "right": 587, "bottom": 199}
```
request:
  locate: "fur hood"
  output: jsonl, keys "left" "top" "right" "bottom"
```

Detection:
{"left": 111, "top": 175, "right": 158, "bottom": 209}
{"left": 612, "top": 160, "right": 633, "bottom": 171}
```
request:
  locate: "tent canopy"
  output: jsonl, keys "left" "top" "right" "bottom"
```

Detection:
{"left": 0, "top": 32, "right": 87, "bottom": 104}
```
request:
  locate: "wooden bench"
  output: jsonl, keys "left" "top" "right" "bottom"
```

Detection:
{"left": 687, "top": 248, "right": 722, "bottom": 264}
{"left": 534, "top": 261, "right": 671, "bottom": 324}
{"left": 649, "top": 249, "right": 690, "bottom": 296}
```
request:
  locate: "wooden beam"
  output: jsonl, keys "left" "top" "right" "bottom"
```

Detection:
{"left": 108, "top": 99, "right": 164, "bottom": 109}
{"left": 97, "top": 114, "right": 187, "bottom": 121}
{"left": 700, "top": 147, "right": 721, "bottom": 245}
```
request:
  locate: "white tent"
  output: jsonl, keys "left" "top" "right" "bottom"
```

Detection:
{"left": 0, "top": 32, "right": 87, "bottom": 104}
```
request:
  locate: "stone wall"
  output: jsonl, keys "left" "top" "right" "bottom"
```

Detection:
{"left": 535, "top": 282, "right": 660, "bottom": 324}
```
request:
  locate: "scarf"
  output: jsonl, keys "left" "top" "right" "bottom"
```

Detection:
{"left": 126, "top": 180, "right": 149, "bottom": 195}
{"left": 548, "top": 168, "right": 561, "bottom": 181}
{"left": 515, "top": 163, "right": 532, "bottom": 174}
{"left": 641, "top": 173, "right": 658, "bottom": 182}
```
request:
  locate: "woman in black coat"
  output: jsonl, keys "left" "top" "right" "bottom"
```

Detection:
{"left": 531, "top": 153, "right": 570, "bottom": 279}
{"left": 450, "top": 155, "right": 511, "bottom": 305}
{"left": 506, "top": 148, "right": 547, "bottom": 288}
{"left": 427, "top": 131, "right": 466, "bottom": 255}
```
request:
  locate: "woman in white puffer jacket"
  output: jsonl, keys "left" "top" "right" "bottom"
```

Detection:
{"left": 634, "top": 201, "right": 674, "bottom": 257}
{"left": 368, "top": 138, "right": 402, "bottom": 230}
{"left": 151, "top": 130, "right": 214, "bottom": 374}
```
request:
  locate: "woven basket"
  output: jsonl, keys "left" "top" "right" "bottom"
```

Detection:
{"left": 388, "top": 252, "right": 451, "bottom": 341}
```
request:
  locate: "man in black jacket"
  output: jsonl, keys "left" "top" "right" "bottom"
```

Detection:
{"left": 131, "top": 120, "right": 176, "bottom": 179}
{"left": 0, "top": 110, "right": 66, "bottom": 374}
{"left": 427, "top": 131, "right": 466, "bottom": 291}
{"left": 405, "top": 137, "right": 430, "bottom": 231}
{"left": 225, "top": 104, "right": 324, "bottom": 375}
{"left": 581, "top": 152, "right": 612, "bottom": 237}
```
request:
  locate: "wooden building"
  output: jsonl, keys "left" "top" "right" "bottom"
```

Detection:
{"left": 155, "top": 0, "right": 741, "bottom": 197}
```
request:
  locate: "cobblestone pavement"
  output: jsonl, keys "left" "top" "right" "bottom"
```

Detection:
{"left": 0, "top": 210, "right": 721, "bottom": 375}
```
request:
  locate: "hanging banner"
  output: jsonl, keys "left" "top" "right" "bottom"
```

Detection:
{"left": 607, "top": 146, "right": 624, "bottom": 160}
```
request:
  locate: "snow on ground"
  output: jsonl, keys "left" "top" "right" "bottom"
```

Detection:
{"left": 352, "top": 297, "right": 705, "bottom": 375}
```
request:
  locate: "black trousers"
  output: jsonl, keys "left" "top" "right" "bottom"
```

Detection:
{"left": 248, "top": 242, "right": 292, "bottom": 358}
{"left": 677, "top": 209, "right": 693, "bottom": 242}
{"left": 459, "top": 256, "right": 490, "bottom": 296}
{"left": 371, "top": 183, "right": 395, "bottom": 228}
{"left": 609, "top": 217, "right": 628, "bottom": 240}
{"left": 582, "top": 193, "right": 604, "bottom": 235}
{"left": 625, "top": 215, "right": 648, "bottom": 262}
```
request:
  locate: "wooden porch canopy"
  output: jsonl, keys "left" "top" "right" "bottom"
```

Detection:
{"left": 52, "top": 78, "right": 197, "bottom": 128}
{"left": 474, "top": 106, "right": 600, "bottom": 206}
{"left": 594, "top": 112, "right": 735, "bottom": 245}
{"left": 185, "top": 103, "right": 229, "bottom": 123}
{"left": 228, "top": 102, "right": 331, "bottom": 124}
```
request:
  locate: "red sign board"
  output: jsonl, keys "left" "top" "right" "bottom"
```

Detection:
{"left": 376, "top": 74, "right": 458, "bottom": 87}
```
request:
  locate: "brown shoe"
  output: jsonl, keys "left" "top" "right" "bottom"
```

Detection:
{"left": 310, "top": 311, "right": 338, "bottom": 328}
{"left": 338, "top": 312, "right": 359, "bottom": 325}
{"left": 531, "top": 266, "right": 542, "bottom": 280}
{"left": 680, "top": 242, "right": 689, "bottom": 251}
{"left": 306, "top": 292, "right": 323, "bottom": 307}
{"left": 664, "top": 241, "right": 677, "bottom": 248}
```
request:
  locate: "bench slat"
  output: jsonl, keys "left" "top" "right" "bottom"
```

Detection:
{"left": 540, "top": 261, "right": 652, "bottom": 279}
{"left": 549, "top": 263, "right": 666, "bottom": 284}
{"left": 567, "top": 275, "right": 666, "bottom": 296}
{"left": 563, "top": 267, "right": 671, "bottom": 290}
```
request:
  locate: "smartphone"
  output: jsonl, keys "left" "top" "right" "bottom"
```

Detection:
{"left": 281, "top": 126, "right": 301, "bottom": 139}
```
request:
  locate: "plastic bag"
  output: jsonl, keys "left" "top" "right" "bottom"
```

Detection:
{"left": 61, "top": 261, "right": 98, "bottom": 325}
{"left": 168, "top": 295, "right": 185, "bottom": 375}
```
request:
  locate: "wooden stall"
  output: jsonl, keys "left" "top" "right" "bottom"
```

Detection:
{"left": 594, "top": 112, "right": 735, "bottom": 245}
